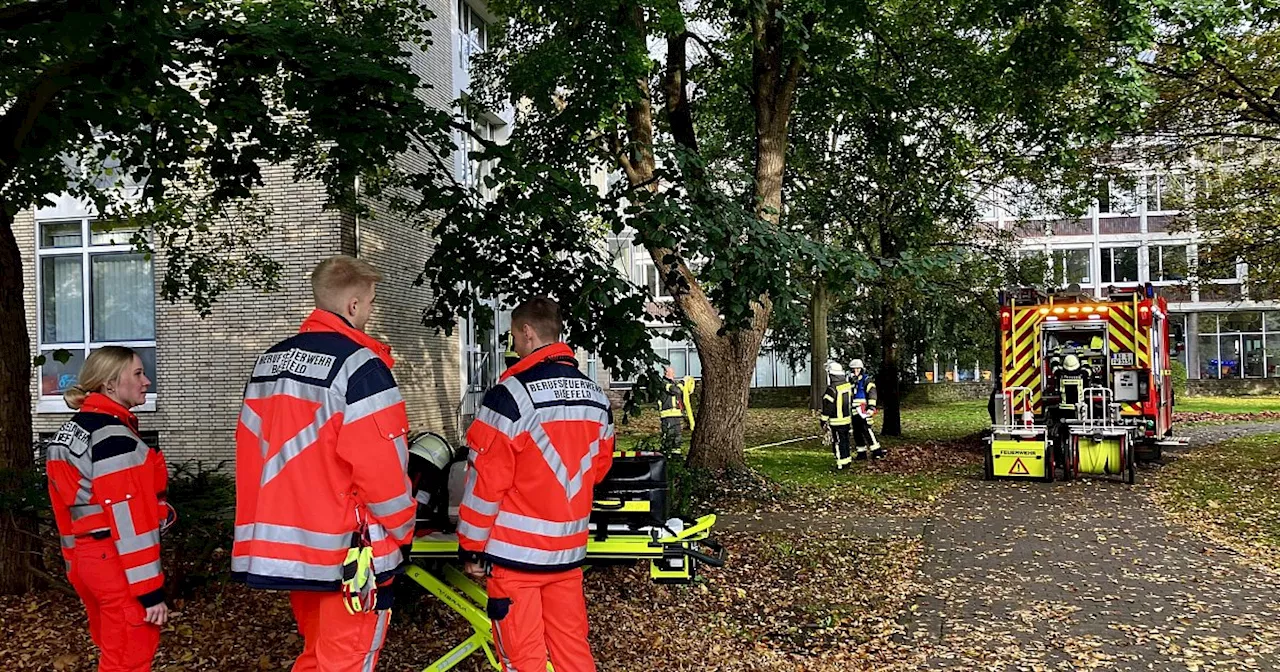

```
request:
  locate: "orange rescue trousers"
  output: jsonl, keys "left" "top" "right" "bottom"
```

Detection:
{"left": 289, "top": 591, "right": 391, "bottom": 672}
{"left": 487, "top": 566, "right": 595, "bottom": 672}
{"left": 67, "top": 538, "right": 161, "bottom": 672}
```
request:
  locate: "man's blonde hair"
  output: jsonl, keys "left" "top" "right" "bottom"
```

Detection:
{"left": 311, "top": 255, "right": 383, "bottom": 307}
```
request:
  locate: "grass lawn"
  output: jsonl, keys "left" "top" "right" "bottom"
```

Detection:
{"left": 1175, "top": 396, "right": 1280, "bottom": 414}
{"left": 1156, "top": 432, "right": 1280, "bottom": 567}
{"left": 616, "top": 401, "right": 988, "bottom": 509}
{"left": 616, "top": 400, "right": 989, "bottom": 450}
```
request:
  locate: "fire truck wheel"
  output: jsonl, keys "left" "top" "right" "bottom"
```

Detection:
{"left": 1043, "top": 445, "right": 1055, "bottom": 484}
{"left": 1124, "top": 443, "right": 1137, "bottom": 485}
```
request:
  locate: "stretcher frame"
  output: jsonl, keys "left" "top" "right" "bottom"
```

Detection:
{"left": 406, "top": 513, "right": 722, "bottom": 672}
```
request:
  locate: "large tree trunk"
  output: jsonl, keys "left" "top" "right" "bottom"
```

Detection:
{"left": 878, "top": 293, "right": 903, "bottom": 437}
{"left": 619, "top": 4, "right": 802, "bottom": 474}
{"left": 0, "top": 206, "right": 36, "bottom": 594}
{"left": 687, "top": 335, "right": 758, "bottom": 472}
{"left": 809, "top": 279, "right": 829, "bottom": 410}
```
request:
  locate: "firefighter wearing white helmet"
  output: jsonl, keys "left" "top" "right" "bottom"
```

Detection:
{"left": 406, "top": 432, "right": 462, "bottom": 535}
{"left": 819, "top": 362, "right": 854, "bottom": 469}
{"left": 847, "top": 359, "right": 882, "bottom": 459}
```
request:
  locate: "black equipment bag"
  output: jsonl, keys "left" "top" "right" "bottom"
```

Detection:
{"left": 591, "top": 452, "right": 668, "bottom": 531}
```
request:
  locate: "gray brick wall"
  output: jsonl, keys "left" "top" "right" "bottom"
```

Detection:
{"left": 19, "top": 1, "right": 465, "bottom": 463}
{"left": 355, "top": 0, "right": 462, "bottom": 443}
{"left": 20, "top": 166, "right": 348, "bottom": 465}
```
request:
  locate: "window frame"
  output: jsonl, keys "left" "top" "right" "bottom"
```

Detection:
{"left": 34, "top": 217, "right": 157, "bottom": 413}
{"left": 1194, "top": 244, "right": 1240, "bottom": 282}
{"left": 1099, "top": 245, "right": 1140, "bottom": 284}
{"left": 1196, "top": 310, "right": 1273, "bottom": 379}
{"left": 457, "top": 0, "right": 488, "bottom": 73}
{"left": 1150, "top": 244, "right": 1190, "bottom": 284}
{"left": 1051, "top": 247, "right": 1093, "bottom": 287}
{"left": 635, "top": 259, "right": 673, "bottom": 300}
{"left": 461, "top": 119, "right": 495, "bottom": 197}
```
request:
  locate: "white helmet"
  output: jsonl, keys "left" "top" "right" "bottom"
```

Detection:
{"left": 849, "top": 359, "right": 864, "bottom": 370}
{"left": 408, "top": 431, "right": 457, "bottom": 471}
{"left": 826, "top": 361, "right": 845, "bottom": 377}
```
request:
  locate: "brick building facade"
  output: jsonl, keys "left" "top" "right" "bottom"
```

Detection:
{"left": 18, "top": 0, "right": 496, "bottom": 465}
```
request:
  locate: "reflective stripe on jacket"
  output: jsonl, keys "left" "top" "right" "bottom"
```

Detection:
{"left": 849, "top": 373, "right": 878, "bottom": 407}
{"left": 821, "top": 382, "right": 854, "bottom": 426}
{"left": 658, "top": 378, "right": 682, "bottom": 418}
{"left": 232, "top": 309, "right": 416, "bottom": 592}
{"left": 46, "top": 393, "right": 168, "bottom": 607}
{"left": 459, "top": 342, "right": 615, "bottom": 571}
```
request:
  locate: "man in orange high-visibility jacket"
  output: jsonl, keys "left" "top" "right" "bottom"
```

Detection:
{"left": 233, "top": 256, "right": 416, "bottom": 672}
{"left": 459, "top": 297, "right": 615, "bottom": 672}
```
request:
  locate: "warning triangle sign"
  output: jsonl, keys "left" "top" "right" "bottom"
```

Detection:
{"left": 1009, "top": 457, "right": 1030, "bottom": 475}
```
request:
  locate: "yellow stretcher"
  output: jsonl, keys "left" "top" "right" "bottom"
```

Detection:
{"left": 406, "top": 513, "right": 724, "bottom": 672}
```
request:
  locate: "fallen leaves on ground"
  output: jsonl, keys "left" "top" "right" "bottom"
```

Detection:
{"left": 0, "top": 532, "right": 924, "bottom": 672}
{"left": 1174, "top": 410, "right": 1280, "bottom": 425}
{"left": 1153, "top": 431, "right": 1280, "bottom": 571}
{"left": 906, "top": 470, "right": 1280, "bottom": 670}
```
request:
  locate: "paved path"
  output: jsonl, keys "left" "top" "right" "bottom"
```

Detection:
{"left": 904, "top": 422, "right": 1280, "bottom": 670}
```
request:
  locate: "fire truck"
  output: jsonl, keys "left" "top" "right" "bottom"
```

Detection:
{"left": 986, "top": 283, "right": 1180, "bottom": 484}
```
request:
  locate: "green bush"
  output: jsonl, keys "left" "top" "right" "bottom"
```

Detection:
{"left": 1171, "top": 360, "right": 1189, "bottom": 401}
{"left": 6, "top": 453, "right": 237, "bottom": 598}
{"left": 163, "top": 461, "right": 236, "bottom": 597}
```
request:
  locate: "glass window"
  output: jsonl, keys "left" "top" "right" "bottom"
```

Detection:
{"left": 1154, "top": 245, "right": 1188, "bottom": 281}
{"left": 639, "top": 263, "right": 671, "bottom": 298}
{"left": 1267, "top": 334, "right": 1280, "bottom": 378}
{"left": 35, "top": 218, "right": 158, "bottom": 403}
{"left": 1096, "top": 180, "right": 1111, "bottom": 214}
{"left": 1196, "top": 245, "right": 1237, "bottom": 281}
{"left": 1158, "top": 174, "right": 1187, "bottom": 211}
{"left": 755, "top": 353, "right": 775, "bottom": 388}
{"left": 40, "top": 221, "right": 82, "bottom": 248}
{"left": 1267, "top": 312, "right": 1280, "bottom": 333}
{"left": 1219, "top": 335, "right": 1243, "bottom": 379}
{"left": 458, "top": 1, "right": 488, "bottom": 71}
{"left": 776, "top": 360, "right": 796, "bottom": 387}
{"left": 40, "top": 256, "right": 84, "bottom": 343}
{"left": 90, "top": 219, "right": 146, "bottom": 246}
{"left": 39, "top": 349, "right": 87, "bottom": 396}
{"left": 794, "top": 361, "right": 811, "bottom": 387}
{"left": 91, "top": 253, "right": 155, "bottom": 341}
{"left": 1169, "top": 314, "right": 1188, "bottom": 369}
{"left": 1111, "top": 182, "right": 1138, "bottom": 215}
{"left": 1221, "top": 311, "right": 1262, "bottom": 333}
{"left": 669, "top": 349, "right": 688, "bottom": 378}
{"left": 1244, "top": 335, "right": 1265, "bottom": 378}
{"left": 1101, "top": 247, "right": 1139, "bottom": 283}
{"left": 607, "top": 235, "right": 633, "bottom": 278}
{"left": 1197, "top": 334, "right": 1219, "bottom": 379}
{"left": 688, "top": 349, "right": 702, "bottom": 378}
{"left": 1054, "top": 248, "right": 1091, "bottom": 285}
